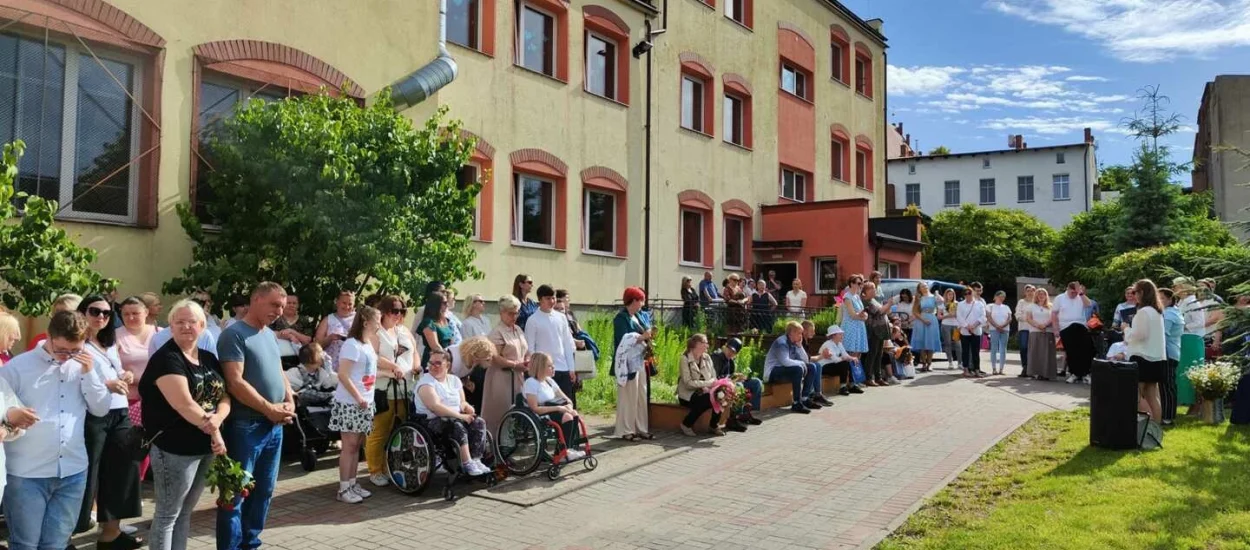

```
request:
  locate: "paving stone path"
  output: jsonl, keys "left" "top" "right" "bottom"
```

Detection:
{"left": 81, "top": 352, "right": 1089, "bottom": 550}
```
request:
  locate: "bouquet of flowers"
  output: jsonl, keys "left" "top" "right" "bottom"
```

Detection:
{"left": 730, "top": 382, "right": 751, "bottom": 412}
{"left": 207, "top": 455, "right": 256, "bottom": 510}
{"left": 1187, "top": 360, "right": 1242, "bottom": 400}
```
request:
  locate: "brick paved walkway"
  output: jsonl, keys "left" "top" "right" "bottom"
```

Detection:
{"left": 81, "top": 352, "right": 1089, "bottom": 550}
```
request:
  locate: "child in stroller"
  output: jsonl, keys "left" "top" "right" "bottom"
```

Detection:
{"left": 285, "top": 343, "right": 340, "bottom": 470}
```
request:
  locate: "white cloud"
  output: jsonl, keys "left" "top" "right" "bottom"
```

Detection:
{"left": 990, "top": 0, "right": 1250, "bottom": 62}
{"left": 887, "top": 65, "right": 966, "bottom": 96}
{"left": 1067, "top": 75, "right": 1109, "bottom": 82}
{"left": 980, "top": 116, "right": 1120, "bottom": 135}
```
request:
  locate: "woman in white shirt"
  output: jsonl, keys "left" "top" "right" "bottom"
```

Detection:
{"left": 460, "top": 294, "right": 492, "bottom": 340}
{"left": 330, "top": 306, "right": 381, "bottom": 503}
{"left": 986, "top": 291, "right": 1013, "bottom": 375}
{"left": 523, "top": 352, "right": 585, "bottom": 460}
{"left": 786, "top": 279, "right": 808, "bottom": 318}
{"left": 1125, "top": 279, "right": 1167, "bottom": 422}
{"left": 364, "top": 297, "right": 417, "bottom": 488}
{"left": 1025, "top": 289, "right": 1058, "bottom": 380}
{"left": 414, "top": 349, "right": 492, "bottom": 477}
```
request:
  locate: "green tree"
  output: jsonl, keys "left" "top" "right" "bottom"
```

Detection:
{"left": 924, "top": 204, "right": 1057, "bottom": 292}
{"left": 928, "top": 145, "right": 951, "bottom": 156}
{"left": 1097, "top": 164, "right": 1132, "bottom": 193}
{"left": 0, "top": 141, "right": 114, "bottom": 315}
{"left": 164, "top": 90, "right": 482, "bottom": 315}
{"left": 1095, "top": 243, "right": 1250, "bottom": 308}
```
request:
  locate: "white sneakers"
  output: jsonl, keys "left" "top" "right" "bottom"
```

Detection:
{"left": 1066, "top": 374, "right": 1077, "bottom": 384}
{"left": 337, "top": 481, "right": 373, "bottom": 504}
{"left": 462, "top": 459, "right": 491, "bottom": 476}
{"left": 566, "top": 449, "right": 585, "bottom": 461}
{"left": 369, "top": 473, "right": 391, "bottom": 487}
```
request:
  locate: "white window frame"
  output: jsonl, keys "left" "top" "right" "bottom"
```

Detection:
{"left": 780, "top": 168, "right": 806, "bottom": 202}
{"left": 979, "top": 178, "right": 995, "bottom": 205}
{"left": 9, "top": 37, "right": 144, "bottom": 224}
{"left": 512, "top": 174, "right": 555, "bottom": 247}
{"left": 877, "top": 261, "right": 899, "bottom": 279}
{"left": 679, "top": 208, "right": 705, "bottom": 267}
{"left": 907, "top": 163, "right": 915, "bottom": 175}
{"left": 904, "top": 183, "right": 920, "bottom": 208}
{"left": 1017, "top": 175, "right": 1035, "bottom": 203}
{"left": 681, "top": 75, "right": 704, "bottom": 132}
{"left": 517, "top": 2, "right": 557, "bottom": 77}
{"left": 1056, "top": 152, "right": 1066, "bottom": 164}
{"left": 447, "top": 0, "right": 481, "bottom": 50}
{"left": 582, "top": 188, "right": 616, "bottom": 255}
{"left": 723, "top": 93, "right": 744, "bottom": 146}
{"left": 982, "top": 157, "right": 991, "bottom": 169}
{"left": 584, "top": 31, "right": 616, "bottom": 100}
{"left": 781, "top": 64, "right": 807, "bottom": 99}
{"left": 944, "top": 180, "right": 960, "bottom": 207}
{"left": 725, "top": 0, "right": 746, "bottom": 24}
{"left": 813, "top": 257, "right": 839, "bottom": 294}
{"left": 723, "top": 216, "right": 744, "bottom": 270}
{"left": 1053, "top": 173, "right": 1071, "bottom": 201}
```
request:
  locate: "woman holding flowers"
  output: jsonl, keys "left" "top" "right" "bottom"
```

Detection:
{"left": 139, "top": 299, "right": 230, "bottom": 550}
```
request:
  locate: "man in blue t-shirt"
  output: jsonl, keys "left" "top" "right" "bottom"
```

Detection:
{"left": 215, "top": 282, "right": 295, "bottom": 550}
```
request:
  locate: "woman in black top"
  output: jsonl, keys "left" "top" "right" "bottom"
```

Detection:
{"left": 680, "top": 276, "right": 699, "bottom": 328}
{"left": 139, "top": 299, "right": 230, "bottom": 550}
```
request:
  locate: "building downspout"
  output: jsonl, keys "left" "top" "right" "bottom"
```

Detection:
{"left": 389, "top": 0, "right": 458, "bottom": 110}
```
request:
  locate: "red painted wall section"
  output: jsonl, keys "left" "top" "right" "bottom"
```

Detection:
{"left": 777, "top": 26, "right": 816, "bottom": 176}
{"left": 878, "top": 248, "right": 919, "bottom": 278}
{"left": 760, "top": 200, "right": 871, "bottom": 295}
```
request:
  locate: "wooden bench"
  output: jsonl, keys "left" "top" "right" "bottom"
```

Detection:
{"left": 648, "top": 403, "right": 728, "bottom": 433}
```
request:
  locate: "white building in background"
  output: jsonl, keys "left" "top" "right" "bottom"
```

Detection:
{"left": 887, "top": 129, "right": 1100, "bottom": 229}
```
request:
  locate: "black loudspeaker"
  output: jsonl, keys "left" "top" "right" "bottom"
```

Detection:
{"left": 1090, "top": 359, "right": 1140, "bottom": 450}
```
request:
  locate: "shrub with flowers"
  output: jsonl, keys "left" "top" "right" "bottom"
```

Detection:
{"left": 207, "top": 455, "right": 255, "bottom": 510}
{"left": 1187, "top": 360, "right": 1242, "bottom": 400}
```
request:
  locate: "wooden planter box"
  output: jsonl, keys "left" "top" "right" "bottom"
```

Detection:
{"left": 648, "top": 403, "right": 728, "bottom": 432}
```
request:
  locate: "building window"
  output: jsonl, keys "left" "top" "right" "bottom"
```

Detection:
{"left": 979, "top": 178, "right": 996, "bottom": 205}
{"left": 854, "top": 47, "right": 873, "bottom": 97}
{"left": 583, "top": 189, "right": 616, "bottom": 254}
{"left": 877, "top": 262, "right": 899, "bottom": 279}
{"left": 723, "top": 94, "right": 745, "bottom": 146}
{"left": 725, "top": 0, "right": 749, "bottom": 26}
{"left": 195, "top": 79, "right": 284, "bottom": 224}
{"left": 723, "top": 216, "right": 744, "bottom": 270}
{"left": 1056, "top": 152, "right": 1066, "bottom": 164}
{"left": 944, "top": 180, "right": 960, "bottom": 206}
{"left": 513, "top": 174, "right": 555, "bottom": 246}
{"left": 680, "top": 208, "right": 705, "bottom": 265}
{"left": 1017, "top": 175, "right": 1034, "bottom": 203}
{"left": 780, "top": 168, "right": 806, "bottom": 202}
{"left": 1053, "top": 174, "right": 1070, "bottom": 200}
{"left": 458, "top": 165, "right": 481, "bottom": 238}
{"left": 830, "top": 41, "right": 846, "bottom": 84}
{"left": 681, "top": 75, "right": 706, "bottom": 133}
{"left": 855, "top": 150, "right": 868, "bottom": 189}
{"left": 905, "top": 183, "right": 920, "bottom": 207}
{"left": 814, "top": 257, "right": 839, "bottom": 294}
{"left": 831, "top": 137, "right": 848, "bottom": 181}
{"left": 584, "top": 32, "right": 616, "bottom": 99}
{"left": 780, "top": 64, "right": 808, "bottom": 99}
{"left": 908, "top": 163, "right": 916, "bottom": 175}
{"left": 448, "top": 0, "right": 480, "bottom": 49}
{"left": 1, "top": 35, "right": 142, "bottom": 224}
{"left": 982, "top": 157, "right": 991, "bottom": 169}
{"left": 518, "top": 3, "right": 556, "bottom": 76}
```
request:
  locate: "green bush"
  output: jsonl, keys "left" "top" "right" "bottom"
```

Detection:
{"left": 1094, "top": 244, "right": 1250, "bottom": 306}
{"left": 770, "top": 305, "right": 841, "bottom": 335}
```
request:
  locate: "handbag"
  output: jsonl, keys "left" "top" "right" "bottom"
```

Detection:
{"left": 850, "top": 361, "right": 866, "bottom": 385}
{"left": 573, "top": 350, "right": 597, "bottom": 379}
{"left": 373, "top": 388, "right": 390, "bottom": 413}
{"left": 115, "top": 424, "right": 161, "bottom": 462}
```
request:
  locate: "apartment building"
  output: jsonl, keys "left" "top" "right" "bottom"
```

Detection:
{"left": 886, "top": 130, "right": 1099, "bottom": 229}
{"left": 1193, "top": 75, "right": 1250, "bottom": 239}
{"left": 7, "top": 0, "right": 902, "bottom": 311}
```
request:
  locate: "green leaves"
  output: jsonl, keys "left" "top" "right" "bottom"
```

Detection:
{"left": 925, "top": 204, "right": 1057, "bottom": 292}
{"left": 0, "top": 140, "right": 114, "bottom": 315}
{"left": 164, "top": 89, "right": 482, "bottom": 315}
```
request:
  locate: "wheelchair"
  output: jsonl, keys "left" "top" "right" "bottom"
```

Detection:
{"left": 384, "top": 380, "right": 498, "bottom": 501}
{"left": 495, "top": 391, "right": 597, "bottom": 481}
{"left": 283, "top": 395, "right": 339, "bottom": 472}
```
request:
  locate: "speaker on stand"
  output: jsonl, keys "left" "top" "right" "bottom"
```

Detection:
{"left": 1090, "top": 359, "right": 1139, "bottom": 449}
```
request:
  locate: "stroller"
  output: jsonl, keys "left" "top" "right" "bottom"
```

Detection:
{"left": 384, "top": 379, "right": 499, "bottom": 501}
{"left": 284, "top": 394, "right": 340, "bottom": 472}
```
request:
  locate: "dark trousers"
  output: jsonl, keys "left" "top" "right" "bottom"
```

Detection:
{"left": 960, "top": 333, "right": 982, "bottom": 373}
{"left": 541, "top": 412, "right": 582, "bottom": 448}
{"left": 1017, "top": 330, "right": 1030, "bottom": 373}
{"left": 553, "top": 371, "right": 578, "bottom": 409}
{"left": 77, "top": 408, "right": 141, "bottom": 532}
{"left": 822, "top": 360, "right": 851, "bottom": 382}
{"left": 1162, "top": 359, "right": 1179, "bottom": 422}
{"left": 768, "top": 364, "right": 806, "bottom": 405}
{"left": 865, "top": 336, "right": 886, "bottom": 382}
{"left": 678, "top": 393, "right": 718, "bottom": 430}
{"left": 1060, "top": 324, "right": 1094, "bottom": 378}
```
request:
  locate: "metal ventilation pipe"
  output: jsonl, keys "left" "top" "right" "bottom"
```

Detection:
{"left": 389, "top": 0, "right": 458, "bottom": 110}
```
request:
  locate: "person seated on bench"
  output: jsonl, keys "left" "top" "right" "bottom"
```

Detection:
{"left": 413, "top": 350, "right": 492, "bottom": 476}
{"left": 286, "top": 342, "right": 337, "bottom": 407}
{"left": 710, "top": 338, "right": 763, "bottom": 430}
{"left": 677, "top": 334, "right": 723, "bottom": 436}
{"left": 523, "top": 352, "right": 585, "bottom": 460}
{"left": 801, "top": 320, "right": 837, "bottom": 404}
{"left": 816, "top": 326, "right": 857, "bottom": 396}
{"left": 764, "top": 322, "right": 823, "bottom": 414}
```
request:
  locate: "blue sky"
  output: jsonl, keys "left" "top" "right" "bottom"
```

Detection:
{"left": 839, "top": 0, "right": 1250, "bottom": 171}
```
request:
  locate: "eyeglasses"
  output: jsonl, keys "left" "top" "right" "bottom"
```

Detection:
{"left": 86, "top": 306, "right": 112, "bottom": 318}
{"left": 524, "top": 280, "right": 534, "bottom": 285}
{"left": 171, "top": 320, "right": 200, "bottom": 328}
{"left": 428, "top": 360, "right": 446, "bottom": 368}
{"left": 49, "top": 345, "right": 84, "bottom": 357}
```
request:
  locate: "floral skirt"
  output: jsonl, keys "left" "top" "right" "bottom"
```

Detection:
{"left": 329, "top": 400, "right": 375, "bottom": 434}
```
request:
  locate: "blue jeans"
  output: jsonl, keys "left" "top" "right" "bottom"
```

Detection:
{"left": 768, "top": 364, "right": 806, "bottom": 405}
{"left": 1017, "top": 330, "right": 1030, "bottom": 373}
{"left": 989, "top": 329, "right": 1009, "bottom": 371}
{"left": 802, "top": 363, "right": 821, "bottom": 398}
{"left": 216, "top": 417, "right": 284, "bottom": 550}
{"left": 740, "top": 377, "right": 763, "bottom": 413}
{"left": 3, "top": 471, "right": 87, "bottom": 550}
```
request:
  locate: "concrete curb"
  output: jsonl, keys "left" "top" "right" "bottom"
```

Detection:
{"left": 469, "top": 446, "right": 693, "bottom": 507}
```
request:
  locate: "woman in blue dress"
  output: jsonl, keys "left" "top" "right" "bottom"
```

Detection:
{"left": 910, "top": 282, "right": 943, "bottom": 372}
{"left": 840, "top": 274, "right": 869, "bottom": 355}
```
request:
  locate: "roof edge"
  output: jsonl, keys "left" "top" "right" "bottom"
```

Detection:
{"left": 887, "top": 142, "right": 1092, "bottom": 163}
{"left": 818, "top": 0, "right": 887, "bottom": 46}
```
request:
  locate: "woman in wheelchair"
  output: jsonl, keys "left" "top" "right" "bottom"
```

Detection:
{"left": 413, "top": 349, "right": 493, "bottom": 477}
{"left": 523, "top": 353, "right": 585, "bottom": 460}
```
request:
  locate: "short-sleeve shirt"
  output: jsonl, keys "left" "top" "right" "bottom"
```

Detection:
{"left": 217, "top": 321, "right": 286, "bottom": 420}
{"left": 139, "top": 339, "right": 226, "bottom": 456}
{"left": 1053, "top": 293, "right": 1088, "bottom": 330}
{"left": 334, "top": 338, "right": 378, "bottom": 405}
{"left": 412, "top": 372, "right": 462, "bottom": 417}
{"left": 523, "top": 376, "right": 559, "bottom": 405}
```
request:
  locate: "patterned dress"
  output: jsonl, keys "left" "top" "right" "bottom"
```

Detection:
{"left": 841, "top": 292, "right": 870, "bottom": 353}
{"left": 910, "top": 295, "right": 943, "bottom": 352}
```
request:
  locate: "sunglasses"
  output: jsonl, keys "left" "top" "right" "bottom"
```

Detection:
{"left": 391, "top": 308, "right": 408, "bottom": 315}
{"left": 86, "top": 306, "right": 112, "bottom": 318}
{"left": 524, "top": 281, "right": 534, "bottom": 285}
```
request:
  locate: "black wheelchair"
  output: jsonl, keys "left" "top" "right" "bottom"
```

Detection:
{"left": 283, "top": 395, "right": 339, "bottom": 472}
{"left": 495, "top": 388, "right": 597, "bottom": 481}
{"left": 383, "top": 380, "right": 498, "bottom": 501}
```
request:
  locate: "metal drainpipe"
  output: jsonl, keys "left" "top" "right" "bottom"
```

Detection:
{"left": 389, "top": 0, "right": 458, "bottom": 110}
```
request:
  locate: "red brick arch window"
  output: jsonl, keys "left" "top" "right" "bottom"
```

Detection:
{"left": 831, "top": 124, "right": 852, "bottom": 183}
{"left": 678, "top": 190, "right": 714, "bottom": 267}
{"left": 722, "top": 73, "right": 753, "bottom": 148}
{"left": 580, "top": 166, "right": 628, "bottom": 257}
{"left": 583, "top": 5, "right": 630, "bottom": 104}
{"left": 678, "top": 52, "right": 716, "bottom": 136}
{"left": 515, "top": 0, "right": 569, "bottom": 81}
{"left": 510, "top": 148, "right": 568, "bottom": 250}
{"left": 855, "top": 135, "right": 875, "bottom": 191}
{"left": 830, "top": 25, "right": 850, "bottom": 85}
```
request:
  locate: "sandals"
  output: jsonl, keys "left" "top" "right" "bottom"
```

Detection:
{"left": 622, "top": 434, "right": 639, "bottom": 442}
{"left": 638, "top": 432, "right": 655, "bottom": 440}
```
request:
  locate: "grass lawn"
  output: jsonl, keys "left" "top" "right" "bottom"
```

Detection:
{"left": 877, "top": 409, "right": 1250, "bottom": 550}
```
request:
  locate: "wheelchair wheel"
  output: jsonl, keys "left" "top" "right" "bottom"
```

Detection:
{"left": 584, "top": 455, "right": 598, "bottom": 471}
{"left": 300, "top": 448, "right": 317, "bottom": 472}
{"left": 385, "top": 422, "right": 434, "bottom": 495}
{"left": 480, "top": 428, "right": 498, "bottom": 470}
{"left": 545, "top": 464, "right": 561, "bottom": 481}
{"left": 497, "top": 410, "right": 545, "bottom": 476}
